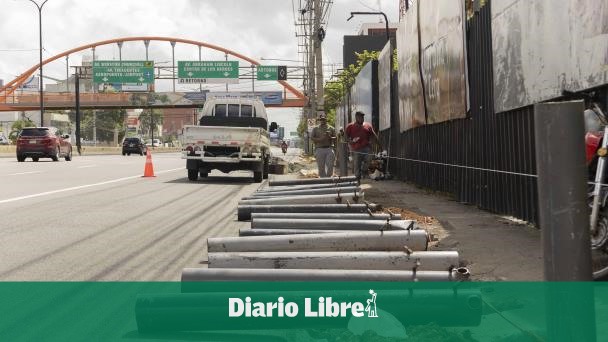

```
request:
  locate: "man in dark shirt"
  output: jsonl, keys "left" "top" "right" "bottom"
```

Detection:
{"left": 345, "top": 111, "right": 379, "bottom": 179}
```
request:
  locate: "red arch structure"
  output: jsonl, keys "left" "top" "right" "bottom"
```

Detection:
{"left": 0, "top": 36, "right": 306, "bottom": 110}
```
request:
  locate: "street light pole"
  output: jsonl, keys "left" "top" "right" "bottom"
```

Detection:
{"left": 27, "top": 0, "right": 49, "bottom": 126}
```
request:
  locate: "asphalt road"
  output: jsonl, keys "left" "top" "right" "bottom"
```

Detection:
{"left": 0, "top": 152, "right": 260, "bottom": 280}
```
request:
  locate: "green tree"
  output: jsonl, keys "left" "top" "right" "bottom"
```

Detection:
{"left": 129, "top": 93, "right": 169, "bottom": 138}
{"left": 68, "top": 109, "right": 127, "bottom": 143}
{"left": 138, "top": 109, "right": 163, "bottom": 136}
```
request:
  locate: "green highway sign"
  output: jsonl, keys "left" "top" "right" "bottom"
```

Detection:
{"left": 92, "top": 61, "right": 154, "bottom": 84}
{"left": 257, "top": 65, "right": 287, "bottom": 81}
{"left": 178, "top": 61, "right": 239, "bottom": 84}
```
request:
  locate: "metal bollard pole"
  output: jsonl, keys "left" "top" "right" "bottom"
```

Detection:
{"left": 534, "top": 101, "right": 592, "bottom": 281}
{"left": 535, "top": 101, "right": 596, "bottom": 342}
{"left": 257, "top": 181, "right": 359, "bottom": 192}
{"left": 208, "top": 230, "right": 429, "bottom": 253}
{"left": 181, "top": 267, "right": 471, "bottom": 283}
{"left": 268, "top": 175, "right": 357, "bottom": 186}
{"left": 237, "top": 203, "right": 381, "bottom": 221}
{"left": 239, "top": 228, "right": 346, "bottom": 236}
{"left": 250, "top": 218, "right": 415, "bottom": 230}
{"left": 207, "top": 251, "right": 459, "bottom": 271}
{"left": 251, "top": 213, "right": 401, "bottom": 220}
{"left": 238, "top": 192, "right": 364, "bottom": 206}
{"left": 246, "top": 186, "right": 361, "bottom": 198}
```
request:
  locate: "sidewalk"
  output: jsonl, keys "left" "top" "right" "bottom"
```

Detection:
{"left": 361, "top": 179, "right": 542, "bottom": 281}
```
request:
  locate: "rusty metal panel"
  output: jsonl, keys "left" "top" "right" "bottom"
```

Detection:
{"left": 378, "top": 42, "right": 392, "bottom": 131}
{"left": 493, "top": 0, "right": 608, "bottom": 113}
{"left": 420, "top": 0, "right": 468, "bottom": 124}
{"left": 397, "top": 1, "right": 426, "bottom": 132}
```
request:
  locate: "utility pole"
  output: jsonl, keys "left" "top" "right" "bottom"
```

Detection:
{"left": 314, "top": 0, "right": 324, "bottom": 118}
{"left": 92, "top": 47, "right": 96, "bottom": 147}
{"left": 307, "top": 3, "right": 316, "bottom": 121}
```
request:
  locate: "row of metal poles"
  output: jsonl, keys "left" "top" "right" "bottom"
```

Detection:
{"left": 182, "top": 175, "right": 470, "bottom": 282}
{"left": 134, "top": 177, "right": 484, "bottom": 333}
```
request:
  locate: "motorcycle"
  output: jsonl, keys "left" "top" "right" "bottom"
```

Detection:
{"left": 574, "top": 90, "right": 608, "bottom": 279}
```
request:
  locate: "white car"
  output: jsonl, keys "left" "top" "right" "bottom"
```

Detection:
{"left": 146, "top": 139, "right": 161, "bottom": 147}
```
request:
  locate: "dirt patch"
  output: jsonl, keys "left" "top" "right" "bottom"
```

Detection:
{"left": 383, "top": 207, "right": 438, "bottom": 225}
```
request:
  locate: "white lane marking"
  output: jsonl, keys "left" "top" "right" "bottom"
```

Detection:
{"left": 8, "top": 171, "right": 43, "bottom": 176}
{"left": 77, "top": 165, "right": 97, "bottom": 169}
{"left": 0, "top": 167, "right": 183, "bottom": 205}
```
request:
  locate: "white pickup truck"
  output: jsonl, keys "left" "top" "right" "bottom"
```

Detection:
{"left": 181, "top": 98, "right": 271, "bottom": 182}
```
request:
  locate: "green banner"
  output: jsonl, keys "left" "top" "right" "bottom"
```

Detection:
{"left": 0, "top": 282, "right": 606, "bottom": 341}
{"left": 92, "top": 61, "right": 154, "bottom": 84}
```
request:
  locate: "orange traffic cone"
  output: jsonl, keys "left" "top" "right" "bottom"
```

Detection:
{"left": 142, "top": 149, "right": 156, "bottom": 177}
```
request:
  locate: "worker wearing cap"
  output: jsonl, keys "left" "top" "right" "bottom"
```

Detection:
{"left": 345, "top": 111, "right": 379, "bottom": 179}
{"left": 310, "top": 113, "right": 336, "bottom": 177}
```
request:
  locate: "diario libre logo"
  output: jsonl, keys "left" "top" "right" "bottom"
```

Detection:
{"left": 228, "top": 289, "right": 378, "bottom": 318}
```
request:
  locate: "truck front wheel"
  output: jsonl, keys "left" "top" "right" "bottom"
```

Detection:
{"left": 187, "top": 169, "right": 199, "bottom": 181}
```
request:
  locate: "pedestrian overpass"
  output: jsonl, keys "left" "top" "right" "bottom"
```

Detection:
{"left": 0, "top": 36, "right": 307, "bottom": 112}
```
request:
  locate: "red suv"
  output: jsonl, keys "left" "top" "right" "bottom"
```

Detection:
{"left": 16, "top": 127, "right": 73, "bottom": 162}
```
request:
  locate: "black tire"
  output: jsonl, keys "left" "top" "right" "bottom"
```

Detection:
{"left": 253, "top": 161, "right": 264, "bottom": 183}
{"left": 65, "top": 148, "right": 72, "bottom": 161}
{"left": 51, "top": 147, "right": 59, "bottom": 161}
{"left": 188, "top": 169, "right": 199, "bottom": 181}
{"left": 32, "top": 157, "right": 39, "bottom": 162}
{"left": 263, "top": 157, "right": 269, "bottom": 179}
{"left": 127, "top": 153, "right": 131, "bottom": 156}
{"left": 200, "top": 171, "right": 208, "bottom": 178}
{"left": 122, "top": 152, "right": 126, "bottom": 156}
{"left": 17, "top": 155, "right": 25, "bottom": 162}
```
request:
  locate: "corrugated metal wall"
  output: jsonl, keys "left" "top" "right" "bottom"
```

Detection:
{"left": 381, "top": 2, "right": 539, "bottom": 224}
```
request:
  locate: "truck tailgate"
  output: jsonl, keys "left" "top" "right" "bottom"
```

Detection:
{"left": 183, "top": 125, "right": 262, "bottom": 145}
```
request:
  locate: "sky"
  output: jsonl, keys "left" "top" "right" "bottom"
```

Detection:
{"left": 0, "top": 0, "right": 399, "bottom": 133}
